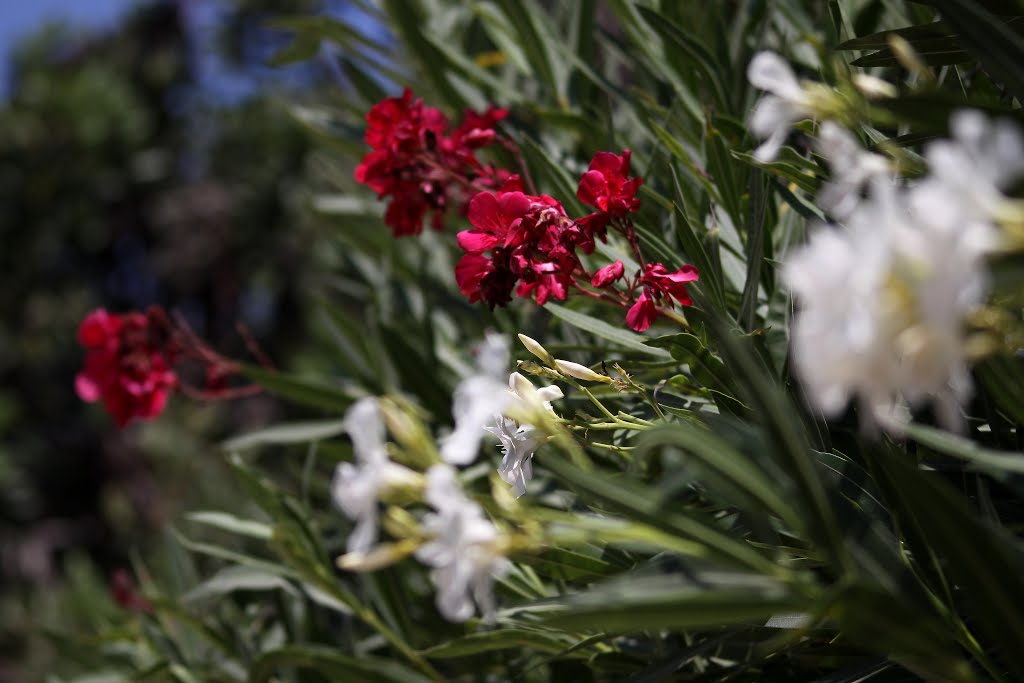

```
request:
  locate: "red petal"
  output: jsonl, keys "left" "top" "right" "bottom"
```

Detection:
{"left": 576, "top": 169, "right": 608, "bottom": 211}
{"left": 455, "top": 253, "right": 492, "bottom": 301}
{"left": 457, "top": 230, "right": 500, "bottom": 253}
{"left": 75, "top": 373, "right": 101, "bottom": 402}
{"left": 78, "top": 309, "right": 119, "bottom": 348}
{"left": 625, "top": 293, "right": 658, "bottom": 332}
{"left": 591, "top": 260, "right": 625, "bottom": 288}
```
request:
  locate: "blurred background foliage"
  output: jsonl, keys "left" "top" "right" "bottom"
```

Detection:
{"left": 4, "top": 0, "right": 1024, "bottom": 681}
{"left": 0, "top": 1, "right": 350, "bottom": 678}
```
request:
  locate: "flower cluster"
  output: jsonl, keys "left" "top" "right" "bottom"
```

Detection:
{"left": 75, "top": 308, "right": 179, "bottom": 428}
{"left": 455, "top": 149, "right": 698, "bottom": 331}
{"left": 75, "top": 306, "right": 262, "bottom": 427}
{"left": 355, "top": 88, "right": 510, "bottom": 236}
{"left": 442, "top": 333, "right": 562, "bottom": 495}
{"left": 415, "top": 465, "right": 511, "bottom": 622}
{"left": 455, "top": 178, "right": 581, "bottom": 307}
{"left": 332, "top": 334, "right": 566, "bottom": 622}
{"left": 783, "top": 110, "right": 1019, "bottom": 430}
{"left": 354, "top": 92, "right": 699, "bottom": 331}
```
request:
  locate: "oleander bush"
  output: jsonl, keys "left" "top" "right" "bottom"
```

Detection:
{"left": 60, "top": 1, "right": 1024, "bottom": 681}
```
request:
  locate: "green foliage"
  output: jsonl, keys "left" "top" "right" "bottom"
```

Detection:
{"left": 39, "top": 0, "right": 1024, "bottom": 682}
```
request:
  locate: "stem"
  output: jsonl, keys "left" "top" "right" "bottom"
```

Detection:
{"left": 570, "top": 421, "right": 649, "bottom": 431}
{"left": 498, "top": 135, "right": 538, "bottom": 195}
{"left": 578, "top": 385, "right": 617, "bottom": 421}
{"left": 571, "top": 280, "right": 629, "bottom": 307}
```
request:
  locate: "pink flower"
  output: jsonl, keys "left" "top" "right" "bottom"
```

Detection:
{"left": 355, "top": 90, "right": 510, "bottom": 237}
{"left": 455, "top": 251, "right": 517, "bottom": 307}
{"left": 642, "top": 263, "right": 699, "bottom": 306}
{"left": 591, "top": 260, "right": 625, "bottom": 288}
{"left": 577, "top": 150, "right": 642, "bottom": 214}
{"left": 456, "top": 188, "right": 583, "bottom": 307}
{"left": 624, "top": 263, "right": 700, "bottom": 331}
{"left": 626, "top": 292, "right": 658, "bottom": 332}
{"left": 75, "top": 308, "right": 178, "bottom": 427}
{"left": 576, "top": 149, "right": 643, "bottom": 237}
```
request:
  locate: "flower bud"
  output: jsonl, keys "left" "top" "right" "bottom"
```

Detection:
{"left": 554, "top": 359, "right": 612, "bottom": 383}
{"left": 591, "top": 260, "right": 625, "bottom": 288}
{"left": 852, "top": 74, "right": 897, "bottom": 99}
{"left": 518, "top": 333, "right": 556, "bottom": 367}
{"left": 337, "top": 539, "right": 419, "bottom": 572}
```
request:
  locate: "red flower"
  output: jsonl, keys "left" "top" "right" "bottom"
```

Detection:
{"left": 456, "top": 188, "right": 583, "bottom": 307}
{"left": 455, "top": 251, "right": 517, "bottom": 307}
{"left": 363, "top": 88, "right": 448, "bottom": 152}
{"left": 626, "top": 292, "right": 658, "bottom": 332}
{"left": 641, "top": 262, "right": 699, "bottom": 306}
{"left": 591, "top": 260, "right": 625, "bottom": 288}
{"left": 576, "top": 149, "right": 642, "bottom": 235}
{"left": 577, "top": 150, "right": 642, "bottom": 215}
{"left": 356, "top": 90, "right": 510, "bottom": 237}
{"left": 447, "top": 106, "right": 509, "bottom": 156}
{"left": 110, "top": 569, "right": 152, "bottom": 613}
{"left": 623, "top": 263, "right": 699, "bottom": 331}
{"left": 75, "top": 308, "right": 178, "bottom": 427}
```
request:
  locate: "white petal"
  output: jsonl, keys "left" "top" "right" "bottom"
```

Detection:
{"left": 344, "top": 397, "right": 386, "bottom": 463}
{"left": 753, "top": 128, "right": 788, "bottom": 163}
{"left": 747, "top": 51, "right": 802, "bottom": 100}
{"left": 748, "top": 96, "right": 794, "bottom": 138}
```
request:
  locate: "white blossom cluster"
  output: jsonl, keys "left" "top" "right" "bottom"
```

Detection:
{"left": 331, "top": 333, "right": 563, "bottom": 622}
{"left": 441, "top": 332, "right": 563, "bottom": 495}
{"left": 747, "top": 53, "right": 1022, "bottom": 429}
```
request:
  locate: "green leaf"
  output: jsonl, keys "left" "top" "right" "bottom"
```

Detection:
{"left": 184, "top": 511, "right": 273, "bottom": 540}
{"left": 976, "top": 353, "right": 1024, "bottom": 425}
{"left": 545, "top": 302, "right": 671, "bottom": 358}
{"left": 705, "top": 126, "right": 745, "bottom": 232}
{"left": 221, "top": 418, "right": 350, "bottom": 452}
{"left": 182, "top": 565, "right": 298, "bottom": 603}
{"left": 540, "top": 456, "right": 783, "bottom": 576}
{"left": 249, "top": 645, "right": 435, "bottom": 683}
{"left": 837, "top": 20, "right": 955, "bottom": 51}
{"left": 643, "top": 333, "right": 744, "bottom": 414}
{"left": 919, "top": 2, "right": 1024, "bottom": 100}
{"left": 421, "top": 629, "right": 578, "bottom": 658}
{"left": 868, "top": 445, "right": 1024, "bottom": 678}
{"left": 268, "top": 16, "right": 393, "bottom": 56}
{"left": 636, "top": 424, "right": 806, "bottom": 535}
{"left": 713, "top": 323, "right": 850, "bottom": 574}
{"left": 380, "top": 0, "right": 467, "bottom": 110}
{"left": 242, "top": 365, "right": 353, "bottom": 413}
{"left": 635, "top": 6, "right": 729, "bottom": 109}
{"left": 828, "top": 582, "right": 975, "bottom": 679}
{"left": 523, "top": 546, "right": 617, "bottom": 581}
{"left": 902, "top": 421, "right": 1024, "bottom": 475}
{"left": 536, "top": 574, "right": 808, "bottom": 633}
{"left": 739, "top": 169, "right": 768, "bottom": 331}
{"left": 494, "top": 0, "right": 566, "bottom": 105}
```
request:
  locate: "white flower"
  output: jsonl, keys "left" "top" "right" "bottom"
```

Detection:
{"left": 415, "top": 465, "right": 510, "bottom": 622}
{"left": 924, "top": 110, "right": 1024, "bottom": 219}
{"left": 486, "top": 417, "right": 542, "bottom": 497}
{"left": 507, "top": 371, "right": 563, "bottom": 414}
{"left": 908, "top": 110, "right": 1022, "bottom": 252}
{"left": 747, "top": 52, "right": 815, "bottom": 162}
{"left": 440, "top": 332, "right": 511, "bottom": 465}
{"left": 814, "top": 121, "right": 892, "bottom": 219}
{"left": 554, "top": 359, "right": 611, "bottom": 383}
{"left": 785, "top": 178, "right": 990, "bottom": 430}
{"left": 489, "top": 372, "right": 563, "bottom": 497}
{"left": 332, "top": 398, "right": 418, "bottom": 553}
